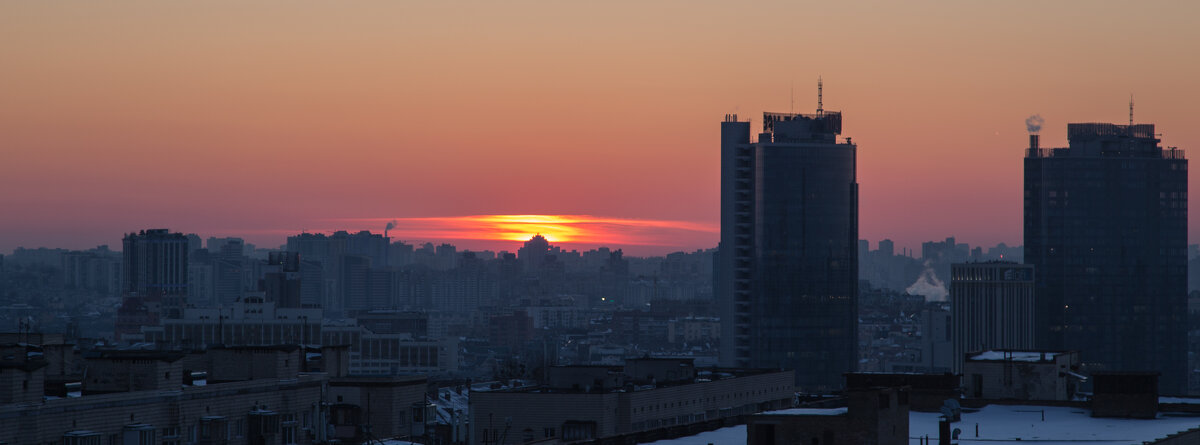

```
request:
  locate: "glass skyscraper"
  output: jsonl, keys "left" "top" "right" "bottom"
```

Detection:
{"left": 1024, "top": 122, "right": 1187, "bottom": 393}
{"left": 719, "top": 107, "right": 858, "bottom": 391}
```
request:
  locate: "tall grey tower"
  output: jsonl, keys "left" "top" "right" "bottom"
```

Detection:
{"left": 1025, "top": 121, "right": 1187, "bottom": 394}
{"left": 718, "top": 93, "right": 858, "bottom": 391}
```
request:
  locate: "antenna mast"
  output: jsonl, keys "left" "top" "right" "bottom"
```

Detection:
{"left": 1129, "top": 94, "right": 1134, "bottom": 125}
{"left": 817, "top": 76, "right": 824, "bottom": 117}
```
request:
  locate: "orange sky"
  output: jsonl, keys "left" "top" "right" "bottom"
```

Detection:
{"left": 2, "top": 1, "right": 1198, "bottom": 256}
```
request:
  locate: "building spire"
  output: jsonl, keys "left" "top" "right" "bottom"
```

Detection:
{"left": 817, "top": 76, "right": 824, "bottom": 117}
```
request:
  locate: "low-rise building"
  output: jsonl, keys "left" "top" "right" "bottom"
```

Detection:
{"left": 962, "top": 350, "right": 1082, "bottom": 401}
{"left": 745, "top": 387, "right": 910, "bottom": 445}
{"left": 846, "top": 372, "right": 959, "bottom": 412}
{"left": 1092, "top": 372, "right": 1159, "bottom": 419}
{"left": 328, "top": 375, "right": 431, "bottom": 443}
{"left": 469, "top": 358, "right": 793, "bottom": 445}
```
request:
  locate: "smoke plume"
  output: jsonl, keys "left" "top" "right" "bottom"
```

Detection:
{"left": 906, "top": 262, "right": 948, "bottom": 301}
{"left": 1025, "top": 114, "right": 1044, "bottom": 133}
{"left": 385, "top": 220, "right": 398, "bottom": 231}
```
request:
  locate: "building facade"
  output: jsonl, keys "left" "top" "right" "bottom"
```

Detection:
{"left": 116, "top": 229, "right": 190, "bottom": 339}
{"left": 950, "top": 262, "right": 1035, "bottom": 374}
{"left": 1024, "top": 122, "right": 1187, "bottom": 393}
{"left": 719, "top": 102, "right": 858, "bottom": 391}
{"left": 962, "top": 350, "right": 1081, "bottom": 401}
{"left": 469, "top": 361, "right": 793, "bottom": 445}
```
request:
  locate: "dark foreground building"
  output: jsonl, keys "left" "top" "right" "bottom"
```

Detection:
{"left": 718, "top": 92, "right": 858, "bottom": 391}
{"left": 1024, "top": 121, "right": 1187, "bottom": 393}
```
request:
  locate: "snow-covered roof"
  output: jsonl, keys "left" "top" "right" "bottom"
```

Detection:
{"left": 1160, "top": 396, "right": 1200, "bottom": 405}
{"left": 644, "top": 405, "right": 1200, "bottom": 444}
{"left": 759, "top": 407, "right": 848, "bottom": 416}
{"left": 969, "top": 350, "right": 1059, "bottom": 362}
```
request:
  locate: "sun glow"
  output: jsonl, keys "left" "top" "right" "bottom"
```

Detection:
{"left": 328, "top": 214, "right": 718, "bottom": 250}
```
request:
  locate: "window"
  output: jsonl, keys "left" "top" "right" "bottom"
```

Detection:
{"left": 281, "top": 426, "right": 297, "bottom": 445}
{"left": 561, "top": 421, "right": 597, "bottom": 441}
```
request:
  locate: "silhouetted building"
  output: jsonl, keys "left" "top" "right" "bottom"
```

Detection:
{"left": 878, "top": 239, "right": 895, "bottom": 257}
{"left": 262, "top": 251, "right": 302, "bottom": 308}
{"left": 719, "top": 98, "right": 858, "bottom": 391}
{"left": 519, "top": 234, "right": 550, "bottom": 274}
{"left": 1025, "top": 122, "right": 1187, "bottom": 393}
{"left": 212, "top": 238, "right": 246, "bottom": 306}
{"left": 116, "top": 229, "right": 189, "bottom": 339}
{"left": 950, "top": 262, "right": 1035, "bottom": 374}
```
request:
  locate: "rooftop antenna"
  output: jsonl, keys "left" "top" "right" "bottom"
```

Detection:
{"left": 817, "top": 76, "right": 824, "bottom": 117}
{"left": 790, "top": 80, "right": 794, "bottom": 114}
{"left": 1129, "top": 94, "right": 1134, "bottom": 125}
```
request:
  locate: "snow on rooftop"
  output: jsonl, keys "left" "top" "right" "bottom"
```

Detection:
{"left": 644, "top": 425, "right": 745, "bottom": 445}
{"left": 1161, "top": 396, "right": 1200, "bottom": 405}
{"left": 761, "top": 407, "right": 848, "bottom": 416}
{"left": 970, "top": 351, "right": 1058, "bottom": 362}
{"left": 912, "top": 405, "right": 1200, "bottom": 444}
{"left": 645, "top": 405, "right": 1200, "bottom": 445}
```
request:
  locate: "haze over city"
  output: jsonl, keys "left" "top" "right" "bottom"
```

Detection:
{"left": 4, "top": 1, "right": 1200, "bottom": 255}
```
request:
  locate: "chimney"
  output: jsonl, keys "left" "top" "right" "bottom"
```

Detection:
{"left": 1030, "top": 134, "right": 1040, "bottom": 150}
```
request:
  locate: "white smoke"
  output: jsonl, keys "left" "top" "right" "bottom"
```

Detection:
{"left": 1025, "top": 114, "right": 1045, "bottom": 133}
{"left": 906, "top": 262, "right": 948, "bottom": 301}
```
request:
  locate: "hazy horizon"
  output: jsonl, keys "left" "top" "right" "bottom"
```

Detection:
{"left": 4, "top": 1, "right": 1198, "bottom": 256}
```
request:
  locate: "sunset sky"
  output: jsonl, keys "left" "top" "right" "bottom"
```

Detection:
{"left": 2, "top": 1, "right": 1198, "bottom": 256}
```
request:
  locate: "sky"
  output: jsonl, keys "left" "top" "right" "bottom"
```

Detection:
{"left": 2, "top": 1, "right": 1198, "bottom": 256}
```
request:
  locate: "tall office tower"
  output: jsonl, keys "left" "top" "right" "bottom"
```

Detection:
{"left": 116, "top": 229, "right": 189, "bottom": 339}
{"left": 718, "top": 94, "right": 859, "bottom": 391}
{"left": 949, "top": 262, "right": 1035, "bottom": 374}
{"left": 1025, "top": 121, "right": 1187, "bottom": 393}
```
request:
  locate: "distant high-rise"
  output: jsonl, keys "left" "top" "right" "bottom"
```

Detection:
{"left": 718, "top": 95, "right": 859, "bottom": 391}
{"left": 878, "top": 239, "right": 895, "bottom": 257}
{"left": 950, "top": 262, "right": 1035, "bottom": 375}
{"left": 262, "top": 251, "right": 302, "bottom": 308}
{"left": 519, "top": 234, "right": 550, "bottom": 273}
{"left": 116, "top": 229, "right": 189, "bottom": 339}
{"left": 1025, "top": 121, "right": 1187, "bottom": 393}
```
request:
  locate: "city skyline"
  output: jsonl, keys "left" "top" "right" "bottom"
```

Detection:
{"left": 3, "top": 2, "right": 1199, "bottom": 256}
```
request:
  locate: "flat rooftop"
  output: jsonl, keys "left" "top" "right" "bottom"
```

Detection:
{"left": 646, "top": 404, "right": 1200, "bottom": 445}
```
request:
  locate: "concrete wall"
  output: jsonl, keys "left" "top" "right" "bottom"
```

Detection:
{"left": 83, "top": 358, "right": 183, "bottom": 394}
{"left": 328, "top": 376, "right": 428, "bottom": 441}
{"left": 208, "top": 348, "right": 301, "bottom": 383}
{"left": 963, "top": 353, "right": 1077, "bottom": 401}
